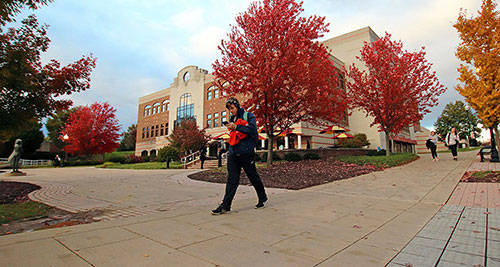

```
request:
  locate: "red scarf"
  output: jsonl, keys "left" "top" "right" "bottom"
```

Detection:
{"left": 229, "top": 119, "right": 248, "bottom": 146}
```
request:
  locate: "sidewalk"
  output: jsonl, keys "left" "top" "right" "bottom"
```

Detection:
{"left": 0, "top": 152, "right": 481, "bottom": 266}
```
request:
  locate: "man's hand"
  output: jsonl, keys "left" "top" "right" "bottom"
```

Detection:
{"left": 227, "top": 123, "right": 236, "bottom": 131}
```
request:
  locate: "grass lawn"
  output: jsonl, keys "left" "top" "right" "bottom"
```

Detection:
{"left": 0, "top": 201, "right": 52, "bottom": 224}
{"left": 336, "top": 153, "right": 419, "bottom": 168}
{"left": 105, "top": 151, "right": 135, "bottom": 157}
{"left": 471, "top": 171, "right": 500, "bottom": 179}
{"left": 97, "top": 161, "right": 183, "bottom": 169}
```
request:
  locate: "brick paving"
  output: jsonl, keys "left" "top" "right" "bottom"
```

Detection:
{"left": 388, "top": 162, "right": 500, "bottom": 267}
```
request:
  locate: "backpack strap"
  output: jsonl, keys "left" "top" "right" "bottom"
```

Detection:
{"left": 243, "top": 111, "right": 248, "bottom": 122}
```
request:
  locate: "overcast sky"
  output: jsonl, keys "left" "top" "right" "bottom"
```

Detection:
{"left": 13, "top": 0, "right": 484, "bottom": 136}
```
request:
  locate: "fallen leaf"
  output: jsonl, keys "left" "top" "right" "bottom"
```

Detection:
{"left": 473, "top": 230, "right": 481, "bottom": 234}
{"left": 353, "top": 225, "right": 361, "bottom": 229}
{"left": 143, "top": 254, "right": 150, "bottom": 257}
{"left": 263, "top": 251, "right": 270, "bottom": 254}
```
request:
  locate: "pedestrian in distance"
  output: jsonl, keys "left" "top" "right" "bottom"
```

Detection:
{"left": 426, "top": 131, "right": 439, "bottom": 162}
{"left": 218, "top": 139, "right": 227, "bottom": 168}
{"left": 211, "top": 97, "right": 268, "bottom": 215}
{"left": 199, "top": 144, "right": 207, "bottom": 169}
{"left": 446, "top": 128, "right": 459, "bottom": 161}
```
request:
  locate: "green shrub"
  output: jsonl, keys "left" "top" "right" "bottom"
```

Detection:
{"left": 100, "top": 162, "right": 115, "bottom": 168}
{"left": 142, "top": 156, "right": 150, "bottom": 162}
{"left": 284, "top": 152, "right": 302, "bottom": 162}
{"left": 104, "top": 153, "right": 126, "bottom": 163}
{"left": 303, "top": 152, "right": 321, "bottom": 160}
{"left": 338, "top": 133, "right": 370, "bottom": 148}
{"left": 260, "top": 151, "right": 281, "bottom": 162}
{"left": 157, "top": 146, "right": 180, "bottom": 162}
{"left": 66, "top": 159, "right": 104, "bottom": 166}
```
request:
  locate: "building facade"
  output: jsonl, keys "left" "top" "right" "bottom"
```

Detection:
{"left": 135, "top": 27, "right": 417, "bottom": 156}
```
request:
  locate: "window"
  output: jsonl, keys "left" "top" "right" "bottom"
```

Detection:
{"left": 214, "top": 118, "right": 219, "bottom": 127}
{"left": 214, "top": 113, "right": 219, "bottom": 118}
{"left": 147, "top": 109, "right": 150, "bottom": 116}
{"left": 151, "top": 125, "right": 155, "bottom": 137}
{"left": 222, "top": 90, "right": 227, "bottom": 96}
{"left": 153, "top": 103, "right": 160, "bottom": 115}
{"left": 142, "top": 128, "right": 145, "bottom": 139}
{"left": 155, "top": 125, "right": 159, "bottom": 136}
{"left": 183, "top": 71, "right": 190, "bottom": 82}
{"left": 160, "top": 124, "right": 164, "bottom": 136}
{"left": 167, "top": 103, "right": 170, "bottom": 111}
{"left": 214, "top": 89, "right": 219, "bottom": 99}
{"left": 222, "top": 111, "right": 227, "bottom": 122}
{"left": 144, "top": 105, "right": 151, "bottom": 117}
{"left": 207, "top": 114, "right": 212, "bottom": 120}
{"left": 207, "top": 91, "right": 213, "bottom": 101}
{"left": 177, "top": 93, "right": 194, "bottom": 121}
{"left": 207, "top": 120, "right": 212, "bottom": 128}
{"left": 165, "top": 123, "right": 169, "bottom": 135}
{"left": 162, "top": 100, "right": 169, "bottom": 112}
{"left": 146, "top": 127, "right": 150, "bottom": 138}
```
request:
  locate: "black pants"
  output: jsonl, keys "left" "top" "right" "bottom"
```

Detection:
{"left": 430, "top": 146, "right": 437, "bottom": 159}
{"left": 200, "top": 159, "right": 205, "bottom": 169}
{"left": 449, "top": 144, "right": 458, "bottom": 157}
{"left": 222, "top": 153, "right": 267, "bottom": 209}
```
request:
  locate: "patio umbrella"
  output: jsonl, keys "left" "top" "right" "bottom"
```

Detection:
{"left": 332, "top": 132, "right": 354, "bottom": 139}
{"left": 319, "top": 125, "right": 349, "bottom": 134}
{"left": 213, "top": 133, "right": 230, "bottom": 140}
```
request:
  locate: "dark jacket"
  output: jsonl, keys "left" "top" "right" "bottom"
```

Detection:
{"left": 228, "top": 108, "right": 257, "bottom": 155}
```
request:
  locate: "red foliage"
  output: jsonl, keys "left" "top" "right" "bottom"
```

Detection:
{"left": 168, "top": 119, "right": 209, "bottom": 154}
{"left": 346, "top": 33, "right": 446, "bottom": 139}
{"left": 213, "top": 0, "right": 348, "bottom": 163}
{"left": 60, "top": 102, "right": 120, "bottom": 156}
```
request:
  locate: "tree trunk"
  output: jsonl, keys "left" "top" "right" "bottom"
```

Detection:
{"left": 385, "top": 131, "right": 391, "bottom": 156}
{"left": 495, "top": 125, "right": 500, "bottom": 152}
{"left": 266, "top": 136, "right": 274, "bottom": 168}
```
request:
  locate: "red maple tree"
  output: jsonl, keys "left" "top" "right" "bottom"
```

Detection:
{"left": 213, "top": 0, "right": 347, "bottom": 165}
{"left": 168, "top": 119, "right": 209, "bottom": 154}
{"left": 346, "top": 33, "right": 446, "bottom": 155}
{"left": 60, "top": 102, "right": 120, "bottom": 156}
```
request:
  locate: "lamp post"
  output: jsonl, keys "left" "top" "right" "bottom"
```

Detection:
{"left": 490, "top": 127, "right": 499, "bottom": 162}
{"left": 63, "top": 134, "right": 69, "bottom": 164}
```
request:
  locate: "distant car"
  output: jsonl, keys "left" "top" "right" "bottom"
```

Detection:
{"left": 478, "top": 146, "right": 492, "bottom": 162}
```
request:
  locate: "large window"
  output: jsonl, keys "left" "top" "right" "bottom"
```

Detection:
{"left": 177, "top": 93, "right": 194, "bottom": 122}
{"left": 144, "top": 105, "right": 151, "bottom": 117}
{"left": 214, "top": 89, "right": 219, "bottom": 99}
{"left": 222, "top": 111, "right": 227, "bottom": 122}
{"left": 207, "top": 91, "right": 213, "bottom": 101}
{"left": 153, "top": 103, "right": 160, "bottom": 115}
{"left": 214, "top": 118, "right": 219, "bottom": 127}
{"left": 162, "top": 100, "right": 169, "bottom": 112}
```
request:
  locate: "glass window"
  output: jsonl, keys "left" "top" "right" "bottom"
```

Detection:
{"left": 155, "top": 125, "right": 159, "bottom": 136}
{"left": 207, "top": 120, "right": 212, "bottom": 128}
{"left": 214, "top": 118, "right": 219, "bottom": 127}
{"left": 214, "top": 89, "right": 219, "bottom": 99}
{"left": 142, "top": 128, "right": 145, "bottom": 139}
{"left": 207, "top": 114, "right": 212, "bottom": 120}
{"left": 151, "top": 126, "right": 155, "bottom": 137}
{"left": 160, "top": 124, "right": 164, "bottom": 136}
{"left": 214, "top": 113, "right": 219, "bottom": 118}
{"left": 183, "top": 71, "right": 190, "bottom": 82}
{"left": 177, "top": 94, "right": 194, "bottom": 122}
{"left": 207, "top": 91, "right": 213, "bottom": 101}
{"left": 161, "top": 105, "right": 164, "bottom": 112}
{"left": 222, "top": 111, "right": 227, "bottom": 123}
{"left": 146, "top": 127, "right": 150, "bottom": 138}
{"left": 222, "top": 90, "right": 227, "bottom": 96}
{"left": 165, "top": 123, "right": 169, "bottom": 135}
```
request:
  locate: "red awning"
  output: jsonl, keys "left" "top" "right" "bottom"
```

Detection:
{"left": 392, "top": 136, "right": 417, "bottom": 144}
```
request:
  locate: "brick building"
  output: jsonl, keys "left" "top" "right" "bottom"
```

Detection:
{"left": 135, "top": 27, "right": 417, "bottom": 156}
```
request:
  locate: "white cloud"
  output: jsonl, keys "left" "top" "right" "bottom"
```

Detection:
{"left": 188, "top": 26, "right": 226, "bottom": 62}
{"left": 171, "top": 7, "right": 205, "bottom": 31}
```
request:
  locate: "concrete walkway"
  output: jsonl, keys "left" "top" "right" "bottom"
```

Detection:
{"left": 0, "top": 152, "right": 481, "bottom": 266}
{"left": 388, "top": 160, "right": 499, "bottom": 266}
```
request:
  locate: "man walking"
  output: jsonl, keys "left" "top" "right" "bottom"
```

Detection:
{"left": 211, "top": 97, "right": 268, "bottom": 215}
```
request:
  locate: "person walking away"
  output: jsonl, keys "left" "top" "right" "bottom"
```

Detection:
{"left": 427, "top": 131, "right": 439, "bottom": 162}
{"left": 199, "top": 144, "right": 207, "bottom": 169}
{"left": 446, "top": 128, "right": 459, "bottom": 161}
{"left": 211, "top": 97, "right": 268, "bottom": 215}
{"left": 218, "top": 139, "right": 227, "bottom": 167}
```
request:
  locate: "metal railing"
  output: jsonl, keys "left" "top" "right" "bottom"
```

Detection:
{"left": 180, "top": 151, "right": 200, "bottom": 169}
{"left": 0, "top": 158, "right": 52, "bottom": 167}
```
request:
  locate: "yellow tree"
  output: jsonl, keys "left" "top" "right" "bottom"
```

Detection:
{"left": 454, "top": 0, "right": 500, "bottom": 152}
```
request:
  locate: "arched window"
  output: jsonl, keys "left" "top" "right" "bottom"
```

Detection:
{"left": 144, "top": 105, "right": 151, "bottom": 117}
{"left": 162, "top": 100, "right": 170, "bottom": 112}
{"left": 177, "top": 93, "right": 194, "bottom": 121}
{"left": 153, "top": 103, "right": 160, "bottom": 115}
{"left": 141, "top": 150, "right": 148, "bottom": 157}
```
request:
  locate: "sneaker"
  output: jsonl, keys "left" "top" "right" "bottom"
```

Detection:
{"left": 255, "top": 197, "right": 268, "bottom": 209}
{"left": 211, "top": 205, "right": 230, "bottom": 215}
